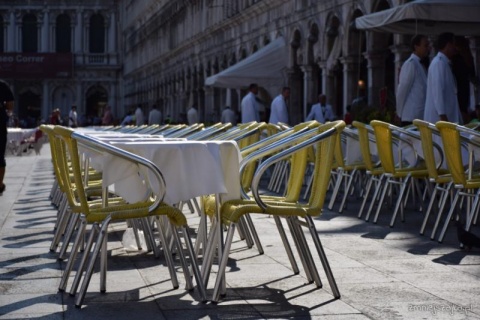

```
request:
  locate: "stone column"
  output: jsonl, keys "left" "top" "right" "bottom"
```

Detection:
{"left": 364, "top": 50, "right": 386, "bottom": 108}
{"left": 42, "top": 81, "right": 49, "bottom": 121}
{"left": 41, "top": 10, "right": 49, "bottom": 52}
{"left": 7, "top": 10, "right": 15, "bottom": 52}
{"left": 203, "top": 86, "right": 214, "bottom": 123}
{"left": 74, "top": 11, "right": 83, "bottom": 53}
{"left": 301, "top": 65, "right": 317, "bottom": 120}
{"left": 285, "top": 66, "right": 304, "bottom": 124}
{"left": 340, "top": 55, "right": 361, "bottom": 115}
{"left": 108, "top": 12, "right": 116, "bottom": 53}
{"left": 319, "top": 61, "right": 335, "bottom": 106}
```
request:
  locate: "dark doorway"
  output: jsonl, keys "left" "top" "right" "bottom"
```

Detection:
{"left": 86, "top": 86, "right": 108, "bottom": 125}
{"left": 18, "top": 91, "right": 41, "bottom": 127}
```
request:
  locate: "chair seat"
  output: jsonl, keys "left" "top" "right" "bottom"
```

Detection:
{"left": 86, "top": 201, "right": 187, "bottom": 226}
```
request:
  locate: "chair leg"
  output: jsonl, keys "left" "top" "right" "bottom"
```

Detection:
{"left": 438, "top": 191, "right": 460, "bottom": 243}
{"left": 305, "top": 215, "right": 340, "bottom": 299}
{"left": 171, "top": 225, "right": 194, "bottom": 291}
{"left": 155, "top": 217, "right": 180, "bottom": 289}
{"left": 244, "top": 214, "right": 264, "bottom": 254}
{"left": 286, "top": 217, "right": 314, "bottom": 284}
{"left": 69, "top": 223, "right": 100, "bottom": 296}
{"left": 273, "top": 216, "right": 299, "bottom": 274}
{"left": 431, "top": 185, "right": 453, "bottom": 240}
{"left": 211, "top": 223, "right": 236, "bottom": 303}
{"left": 339, "top": 169, "right": 357, "bottom": 213}
{"left": 358, "top": 174, "right": 374, "bottom": 219}
{"left": 372, "top": 177, "right": 390, "bottom": 223}
{"left": 290, "top": 217, "right": 322, "bottom": 288}
{"left": 75, "top": 217, "right": 112, "bottom": 308}
{"left": 328, "top": 168, "right": 344, "bottom": 210}
{"left": 366, "top": 175, "right": 385, "bottom": 222}
{"left": 181, "top": 226, "right": 207, "bottom": 302}
{"left": 58, "top": 217, "right": 87, "bottom": 292}
{"left": 58, "top": 214, "right": 81, "bottom": 260}
{"left": 390, "top": 175, "right": 411, "bottom": 228}
{"left": 420, "top": 186, "right": 438, "bottom": 235}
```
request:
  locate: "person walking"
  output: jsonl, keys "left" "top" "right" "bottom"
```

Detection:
{"left": 68, "top": 106, "right": 78, "bottom": 128}
{"left": 241, "top": 83, "right": 260, "bottom": 123}
{"left": 187, "top": 106, "right": 199, "bottom": 125}
{"left": 102, "top": 105, "right": 114, "bottom": 125}
{"left": 135, "top": 105, "right": 144, "bottom": 126}
{"left": 148, "top": 105, "right": 162, "bottom": 125}
{"left": 0, "top": 100, "right": 13, "bottom": 195}
{"left": 269, "top": 87, "right": 290, "bottom": 125}
{"left": 306, "top": 94, "right": 335, "bottom": 123}
{"left": 396, "top": 34, "right": 430, "bottom": 126}
{"left": 221, "top": 106, "right": 237, "bottom": 125}
{"left": 424, "top": 32, "right": 462, "bottom": 124}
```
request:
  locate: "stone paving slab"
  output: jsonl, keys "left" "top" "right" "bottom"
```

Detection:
{"left": 0, "top": 144, "right": 480, "bottom": 319}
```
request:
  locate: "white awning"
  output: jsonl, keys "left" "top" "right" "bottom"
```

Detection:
{"left": 205, "top": 37, "right": 288, "bottom": 89}
{"left": 355, "top": 0, "right": 480, "bottom": 36}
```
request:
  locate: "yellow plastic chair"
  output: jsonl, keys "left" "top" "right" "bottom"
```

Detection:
{"left": 328, "top": 125, "right": 367, "bottom": 213}
{"left": 352, "top": 121, "right": 385, "bottom": 219}
{"left": 370, "top": 120, "right": 429, "bottom": 227}
{"left": 413, "top": 120, "right": 453, "bottom": 238}
{"left": 209, "top": 121, "right": 345, "bottom": 302}
{"left": 435, "top": 121, "right": 480, "bottom": 243}
{"left": 52, "top": 126, "right": 206, "bottom": 307}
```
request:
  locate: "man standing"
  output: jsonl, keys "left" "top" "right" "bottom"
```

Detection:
{"left": 221, "top": 106, "right": 237, "bottom": 125}
{"left": 241, "top": 83, "right": 260, "bottom": 123}
{"left": 148, "top": 105, "right": 162, "bottom": 125}
{"left": 306, "top": 94, "right": 335, "bottom": 123}
{"left": 269, "top": 87, "right": 290, "bottom": 125}
{"left": 424, "top": 32, "right": 462, "bottom": 124}
{"left": 135, "top": 105, "right": 144, "bottom": 126}
{"left": 187, "top": 106, "right": 199, "bottom": 125}
{"left": 68, "top": 106, "right": 78, "bottom": 128}
{"left": 396, "top": 35, "right": 429, "bottom": 126}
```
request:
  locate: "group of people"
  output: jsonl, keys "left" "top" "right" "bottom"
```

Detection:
{"left": 396, "top": 32, "right": 477, "bottom": 126}
{"left": 240, "top": 82, "right": 336, "bottom": 126}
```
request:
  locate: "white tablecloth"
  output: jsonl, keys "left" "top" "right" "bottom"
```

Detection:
{"left": 7, "top": 128, "right": 37, "bottom": 143}
{"left": 81, "top": 137, "right": 242, "bottom": 206}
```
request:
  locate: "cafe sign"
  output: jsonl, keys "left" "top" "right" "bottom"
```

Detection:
{"left": 0, "top": 53, "right": 73, "bottom": 79}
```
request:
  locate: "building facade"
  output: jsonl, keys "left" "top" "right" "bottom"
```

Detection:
{"left": 0, "top": 0, "right": 120, "bottom": 126}
{"left": 1, "top": 0, "right": 479, "bottom": 126}
{"left": 120, "top": 0, "right": 421, "bottom": 124}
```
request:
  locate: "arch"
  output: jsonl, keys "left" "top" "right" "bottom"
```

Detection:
{"left": 22, "top": 13, "right": 38, "bottom": 52}
{"left": 56, "top": 13, "right": 71, "bottom": 53}
{"left": 51, "top": 85, "right": 75, "bottom": 116}
{"left": 18, "top": 86, "right": 42, "bottom": 124}
{"left": 85, "top": 85, "right": 108, "bottom": 122}
{"left": 89, "top": 13, "right": 105, "bottom": 53}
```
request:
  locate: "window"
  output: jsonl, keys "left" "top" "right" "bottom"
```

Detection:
{"left": 56, "top": 14, "right": 71, "bottom": 53}
{"left": 22, "top": 14, "right": 38, "bottom": 52}
{"left": 89, "top": 14, "right": 105, "bottom": 53}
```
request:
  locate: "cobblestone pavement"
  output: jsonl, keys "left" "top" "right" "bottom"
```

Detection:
{"left": 0, "top": 143, "right": 479, "bottom": 319}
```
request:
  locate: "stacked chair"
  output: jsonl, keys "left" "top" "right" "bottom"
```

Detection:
{"left": 43, "top": 125, "right": 206, "bottom": 307}
{"left": 206, "top": 121, "right": 345, "bottom": 302}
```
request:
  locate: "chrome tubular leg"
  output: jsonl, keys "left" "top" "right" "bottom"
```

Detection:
{"left": 273, "top": 216, "right": 299, "bottom": 274}
{"left": 211, "top": 223, "right": 236, "bottom": 303}
{"left": 182, "top": 226, "right": 207, "bottom": 302}
{"left": 244, "top": 214, "right": 264, "bottom": 254}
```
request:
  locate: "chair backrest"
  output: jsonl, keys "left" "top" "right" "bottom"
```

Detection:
{"left": 40, "top": 125, "right": 67, "bottom": 192}
{"left": 308, "top": 121, "right": 346, "bottom": 210}
{"left": 413, "top": 119, "right": 443, "bottom": 179}
{"left": 53, "top": 126, "right": 91, "bottom": 214}
{"left": 435, "top": 121, "right": 466, "bottom": 185}
{"left": 370, "top": 120, "right": 397, "bottom": 174}
{"left": 352, "top": 121, "right": 377, "bottom": 171}
{"left": 251, "top": 120, "right": 345, "bottom": 214}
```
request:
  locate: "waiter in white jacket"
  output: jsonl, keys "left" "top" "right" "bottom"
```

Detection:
{"left": 396, "top": 35, "right": 429, "bottom": 126}
{"left": 424, "top": 32, "right": 463, "bottom": 124}
{"left": 241, "top": 83, "right": 260, "bottom": 123}
{"left": 269, "top": 87, "right": 290, "bottom": 125}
